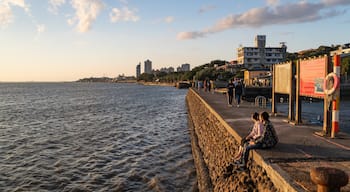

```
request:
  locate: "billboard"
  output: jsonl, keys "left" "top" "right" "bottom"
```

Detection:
{"left": 274, "top": 62, "right": 291, "bottom": 94}
{"left": 299, "top": 57, "right": 328, "bottom": 98}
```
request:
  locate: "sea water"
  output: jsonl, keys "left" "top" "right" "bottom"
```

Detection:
{"left": 276, "top": 99, "right": 350, "bottom": 134}
{"left": 0, "top": 83, "right": 197, "bottom": 192}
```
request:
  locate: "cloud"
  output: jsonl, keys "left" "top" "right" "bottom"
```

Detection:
{"left": 177, "top": 31, "right": 206, "bottom": 40}
{"left": 34, "top": 24, "right": 45, "bottom": 39}
{"left": 109, "top": 7, "right": 139, "bottom": 23}
{"left": 69, "top": 0, "right": 104, "bottom": 33}
{"left": 0, "top": 4, "right": 12, "bottom": 27}
{"left": 199, "top": 5, "right": 216, "bottom": 13}
{"left": 164, "top": 16, "right": 174, "bottom": 23}
{"left": 177, "top": 0, "right": 350, "bottom": 40}
{"left": 49, "top": 0, "right": 66, "bottom": 14}
{"left": 37, "top": 24, "right": 46, "bottom": 33}
{"left": 5, "top": 0, "right": 29, "bottom": 12}
{"left": 0, "top": 0, "right": 30, "bottom": 27}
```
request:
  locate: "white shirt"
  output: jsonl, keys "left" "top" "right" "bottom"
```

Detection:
{"left": 247, "top": 121, "right": 264, "bottom": 140}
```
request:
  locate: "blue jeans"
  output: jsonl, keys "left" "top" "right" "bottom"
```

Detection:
{"left": 236, "top": 94, "right": 241, "bottom": 105}
{"left": 241, "top": 142, "right": 262, "bottom": 167}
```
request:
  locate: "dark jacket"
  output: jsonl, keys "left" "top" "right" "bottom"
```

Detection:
{"left": 255, "top": 121, "right": 278, "bottom": 148}
{"left": 235, "top": 83, "right": 243, "bottom": 95}
{"left": 227, "top": 83, "right": 235, "bottom": 94}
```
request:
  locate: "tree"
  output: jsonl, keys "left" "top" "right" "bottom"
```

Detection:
{"left": 138, "top": 73, "right": 155, "bottom": 82}
{"left": 195, "top": 68, "right": 215, "bottom": 80}
{"left": 182, "top": 71, "right": 196, "bottom": 81}
{"left": 235, "top": 70, "right": 244, "bottom": 78}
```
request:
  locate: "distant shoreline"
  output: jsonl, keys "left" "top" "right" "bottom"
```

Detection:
{"left": 139, "top": 82, "right": 176, "bottom": 87}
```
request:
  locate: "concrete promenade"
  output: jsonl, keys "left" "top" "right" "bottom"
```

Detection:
{"left": 194, "top": 89, "right": 350, "bottom": 191}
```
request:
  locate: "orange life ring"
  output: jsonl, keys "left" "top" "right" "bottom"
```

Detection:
{"left": 324, "top": 72, "right": 340, "bottom": 95}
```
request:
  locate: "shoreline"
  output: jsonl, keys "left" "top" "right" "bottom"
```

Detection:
{"left": 139, "top": 82, "right": 176, "bottom": 87}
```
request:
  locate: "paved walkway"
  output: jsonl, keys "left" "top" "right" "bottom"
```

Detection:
{"left": 195, "top": 89, "right": 350, "bottom": 191}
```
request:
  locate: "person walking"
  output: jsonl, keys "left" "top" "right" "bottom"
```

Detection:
{"left": 235, "top": 111, "right": 279, "bottom": 171}
{"left": 207, "top": 79, "right": 211, "bottom": 93}
{"left": 235, "top": 80, "right": 243, "bottom": 107}
{"left": 226, "top": 79, "right": 235, "bottom": 107}
{"left": 210, "top": 80, "right": 214, "bottom": 94}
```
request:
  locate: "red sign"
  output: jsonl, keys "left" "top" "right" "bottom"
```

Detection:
{"left": 299, "top": 57, "right": 327, "bottom": 98}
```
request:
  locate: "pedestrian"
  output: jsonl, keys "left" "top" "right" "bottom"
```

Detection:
{"left": 233, "top": 112, "right": 263, "bottom": 160}
{"left": 207, "top": 79, "right": 211, "bottom": 92}
{"left": 197, "top": 80, "right": 202, "bottom": 91}
{"left": 235, "top": 80, "right": 243, "bottom": 107}
{"left": 235, "top": 111, "right": 278, "bottom": 171}
{"left": 226, "top": 79, "right": 235, "bottom": 107}
{"left": 210, "top": 80, "right": 214, "bottom": 94}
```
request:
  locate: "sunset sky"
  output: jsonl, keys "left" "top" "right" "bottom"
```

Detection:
{"left": 1, "top": 0, "right": 350, "bottom": 82}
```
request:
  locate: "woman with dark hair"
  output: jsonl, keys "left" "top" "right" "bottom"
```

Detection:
{"left": 233, "top": 112, "right": 263, "bottom": 160}
{"left": 235, "top": 111, "right": 278, "bottom": 170}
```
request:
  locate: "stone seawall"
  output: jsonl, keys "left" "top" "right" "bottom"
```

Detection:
{"left": 186, "top": 89, "right": 278, "bottom": 192}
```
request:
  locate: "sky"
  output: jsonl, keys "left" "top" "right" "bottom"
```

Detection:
{"left": 0, "top": 0, "right": 350, "bottom": 82}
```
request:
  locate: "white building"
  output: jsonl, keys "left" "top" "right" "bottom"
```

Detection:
{"left": 330, "top": 43, "right": 350, "bottom": 56}
{"left": 237, "top": 35, "right": 287, "bottom": 69}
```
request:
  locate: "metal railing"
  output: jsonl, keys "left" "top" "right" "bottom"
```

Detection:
{"left": 255, "top": 96, "right": 267, "bottom": 108}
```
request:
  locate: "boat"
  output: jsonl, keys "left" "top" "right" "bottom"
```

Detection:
{"left": 176, "top": 81, "right": 191, "bottom": 89}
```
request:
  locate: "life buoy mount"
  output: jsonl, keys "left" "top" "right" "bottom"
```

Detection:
{"left": 324, "top": 72, "right": 340, "bottom": 95}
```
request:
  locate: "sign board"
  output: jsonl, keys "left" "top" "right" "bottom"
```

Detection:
{"left": 274, "top": 62, "right": 291, "bottom": 94}
{"left": 299, "top": 57, "right": 327, "bottom": 98}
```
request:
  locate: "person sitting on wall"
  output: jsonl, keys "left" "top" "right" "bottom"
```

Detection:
{"left": 235, "top": 111, "right": 279, "bottom": 171}
{"left": 233, "top": 112, "right": 263, "bottom": 161}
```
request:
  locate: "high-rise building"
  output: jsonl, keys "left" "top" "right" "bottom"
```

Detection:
{"left": 160, "top": 67, "right": 175, "bottom": 73}
{"left": 177, "top": 63, "right": 190, "bottom": 72}
{"left": 237, "top": 35, "right": 287, "bottom": 69}
{"left": 144, "top": 59, "right": 152, "bottom": 74}
{"left": 181, "top": 63, "right": 190, "bottom": 72}
{"left": 136, "top": 62, "right": 141, "bottom": 78}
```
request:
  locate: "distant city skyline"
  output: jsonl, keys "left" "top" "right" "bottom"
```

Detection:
{"left": 1, "top": 0, "right": 350, "bottom": 82}
{"left": 137, "top": 60, "right": 190, "bottom": 75}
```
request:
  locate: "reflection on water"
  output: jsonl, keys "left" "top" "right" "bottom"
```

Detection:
{"left": 275, "top": 100, "right": 350, "bottom": 134}
{"left": 0, "top": 83, "right": 197, "bottom": 192}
